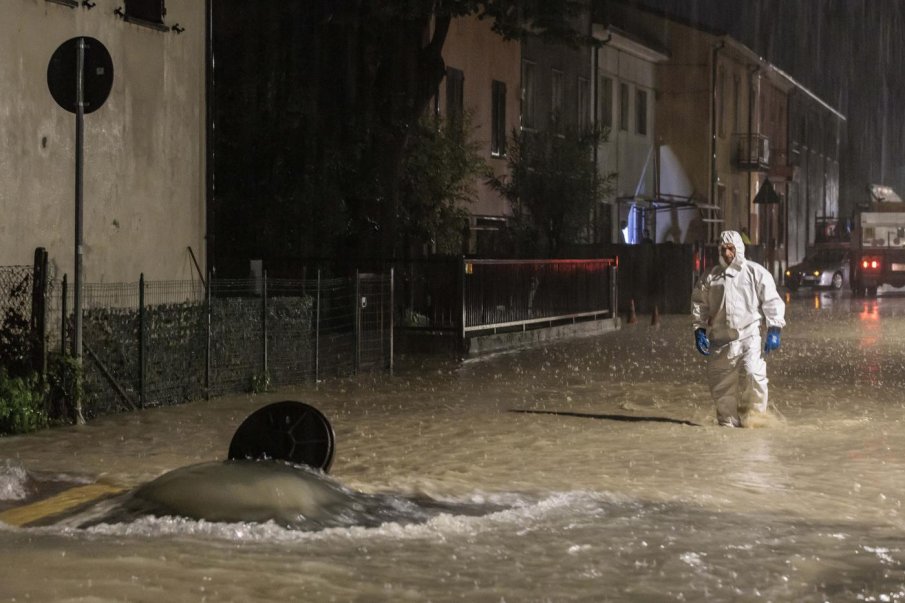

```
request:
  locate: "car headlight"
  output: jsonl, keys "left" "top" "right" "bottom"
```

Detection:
{"left": 813, "top": 270, "right": 821, "bottom": 277}
{"left": 785, "top": 270, "right": 791, "bottom": 277}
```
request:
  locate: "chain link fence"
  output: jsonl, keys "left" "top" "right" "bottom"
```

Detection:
{"left": 1, "top": 266, "right": 393, "bottom": 420}
{"left": 0, "top": 266, "right": 34, "bottom": 376}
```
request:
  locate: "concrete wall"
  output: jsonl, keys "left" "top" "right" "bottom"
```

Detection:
{"left": 0, "top": 0, "right": 206, "bottom": 284}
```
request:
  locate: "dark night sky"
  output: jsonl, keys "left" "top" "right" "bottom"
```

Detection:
{"left": 631, "top": 0, "right": 905, "bottom": 213}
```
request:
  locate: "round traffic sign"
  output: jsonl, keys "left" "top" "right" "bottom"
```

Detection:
{"left": 47, "top": 36, "right": 113, "bottom": 114}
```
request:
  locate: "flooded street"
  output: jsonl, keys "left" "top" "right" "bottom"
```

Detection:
{"left": 2, "top": 290, "right": 905, "bottom": 601}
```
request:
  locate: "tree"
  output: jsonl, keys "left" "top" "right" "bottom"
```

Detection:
{"left": 336, "top": 0, "right": 594, "bottom": 259}
{"left": 489, "top": 127, "right": 616, "bottom": 257}
{"left": 211, "top": 1, "right": 593, "bottom": 272}
{"left": 399, "top": 113, "right": 489, "bottom": 256}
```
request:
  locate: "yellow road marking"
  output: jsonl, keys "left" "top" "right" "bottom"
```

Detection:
{"left": 0, "top": 483, "right": 127, "bottom": 527}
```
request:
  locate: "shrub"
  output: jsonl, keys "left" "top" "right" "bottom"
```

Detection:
{"left": 0, "top": 368, "right": 48, "bottom": 435}
{"left": 45, "top": 355, "right": 83, "bottom": 424}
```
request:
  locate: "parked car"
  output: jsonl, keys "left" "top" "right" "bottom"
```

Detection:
{"left": 785, "top": 248, "right": 850, "bottom": 291}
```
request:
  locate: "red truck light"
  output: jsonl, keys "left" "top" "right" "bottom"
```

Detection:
{"left": 861, "top": 258, "right": 881, "bottom": 270}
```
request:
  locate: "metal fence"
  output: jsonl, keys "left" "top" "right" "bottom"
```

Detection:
{"left": 394, "top": 257, "right": 618, "bottom": 338}
{"left": 0, "top": 265, "right": 34, "bottom": 376}
{"left": 462, "top": 259, "right": 617, "bottom": 335}
{"left": 0, "top": 267, "right": 393, "bottom": 419}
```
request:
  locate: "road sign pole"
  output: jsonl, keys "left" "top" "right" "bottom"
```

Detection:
{"left": 73, "top": 37, "right": 85, "bottom": 361}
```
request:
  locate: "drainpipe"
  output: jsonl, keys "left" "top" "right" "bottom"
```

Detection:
{"left": 747, "top": 65, "right": 760, "bottom": 241}
{"left": 709, "top": 40, "right": 724, "bottom": 219}
{"left": 205, "top": 0, "right": 215, "bottom": 276}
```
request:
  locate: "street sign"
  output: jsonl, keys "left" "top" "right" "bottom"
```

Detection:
{"left": 47, "top": 36, "right": 113, "bottom": 114}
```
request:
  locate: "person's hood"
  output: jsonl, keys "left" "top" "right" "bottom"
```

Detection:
{"left": 719, "top": 230, "right": 746, "bottom": 269}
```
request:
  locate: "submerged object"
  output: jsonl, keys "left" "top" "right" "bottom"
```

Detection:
{"left": 121, "top": 400, "right": 343, "bottom": 526}
{"left": 5, "top": 400, "right": 505, "bottom": 529}
{"left": 125, "top": 459, "right": 358, "bottom": 526}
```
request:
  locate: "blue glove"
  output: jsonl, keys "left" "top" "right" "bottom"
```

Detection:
{"left": 764, "top": 326, "right": 781, "bottom": 354}
{"left": 694, "top": 328, "right": 710, "bottom": 356}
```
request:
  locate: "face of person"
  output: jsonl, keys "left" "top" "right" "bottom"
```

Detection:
{"left": 720, "top": 242, "right": 736, "bottom": 265}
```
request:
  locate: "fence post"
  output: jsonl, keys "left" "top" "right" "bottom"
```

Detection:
{"left": 139, "top": 273, "right": 146, "bottom": 409}
{"left": 609, "top": 264, "right": 618, "bottom": 322}
{"left": 60, "top": 274, "right": 68, "bottom": 356}
{"left": 31, "top": 247, "right": 48, "bottom": 376}
{"left": 315, "top": 269, "right": 321, "bottom": 383}
{"left": 262, "top": 270, "right": 268, "bottom": 380}
{"left": 388, "top": 268, "right": 394, "bottom": 374}
{"left": 354, "top": 270, "right": 360, "bottom": 373}
{"left": 460, "top": 256, "right": 467, "bottom": 351}
{"left": 206, "top": 271, "right": 211, "bottom": 399}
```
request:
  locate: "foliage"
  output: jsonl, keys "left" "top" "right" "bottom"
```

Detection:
{"left": 399, "top": 113, "right": 490, "bottom": 255}
{"left": 213, "top": 1, "right": 594, "bottom": 268}
{"left": 250, "top": 371, "right": 271, "bottom": 394}
{"left": 0, "top": 368, "right": 48, "bottom": 435}
{"left": 0, "top": 273, "right": 33, "bottom": 379}
{"left": 489, "top": 126, "right": 616, "bottom": 257}
{"left": 45, "top": 355, "right": 84, "bottom": 425}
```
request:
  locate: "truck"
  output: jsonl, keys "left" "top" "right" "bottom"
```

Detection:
{"left": 849, "top": 185, "right": 905, "bottom": 296}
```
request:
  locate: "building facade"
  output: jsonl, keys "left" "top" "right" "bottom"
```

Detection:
{"left": 601, "top": 1, "right": 844, "bottom": 279}
{"left": 441, "top": 14, "right": 521, "bottom": 256}
{"left": 0, "top": 0, "right": 206, "bottom": 283}
{"left": 592, "top": 24, "right": 667, "bottom": 244}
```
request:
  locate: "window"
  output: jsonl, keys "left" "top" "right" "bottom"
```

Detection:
{"left": 718, "top": 66, "right": 726, "bottom": 138}
{"left": 577, "top": 77, "right": 590, "bottom": 134}
{"left": 491, "top": 80, "right": 507, "bottom": 157}
{"left": 619, "top": 82, "right": 629, "bottom": 131}
{"left": 635, "top": 89, "right": 648, "bottom": 136}
{"left": 446, "top": 67, "right": 464, "bottom": 126}
{"left": 733, "top": 75, "right": 742, "bottom": 134}
{"left": 598, "top": 75, "right": 613, "bottom": 129}
{"left": 551, "top": 69, "right": 564, "bottom": 133}
{"left": 125, "top": 0, "right": 165, "bottom": 25}
{"left": 521, "top": 60, "right": 536, "bottom": 129}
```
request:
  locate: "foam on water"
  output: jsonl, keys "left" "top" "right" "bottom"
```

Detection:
{"left": 73, "top": 490, "right": 613, "bottom": 544}
{"left": 0, "top": 459, "right": 28, "bottom": 501}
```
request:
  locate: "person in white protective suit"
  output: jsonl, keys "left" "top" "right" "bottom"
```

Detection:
{"left": 691, "top": 230, "right": 786, "bottom": 427}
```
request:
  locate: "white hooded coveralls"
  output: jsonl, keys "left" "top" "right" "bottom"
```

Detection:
{"left": 691, "top": 231, "right": 786, "bottom": 425}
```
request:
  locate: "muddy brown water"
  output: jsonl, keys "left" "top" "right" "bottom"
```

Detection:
{"left": 1, "top": 290, "right": 904, "bottom": 601}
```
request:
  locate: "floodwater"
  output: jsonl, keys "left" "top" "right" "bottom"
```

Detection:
{"left": 2, "top": 290, "right": 905, "bottom": 602}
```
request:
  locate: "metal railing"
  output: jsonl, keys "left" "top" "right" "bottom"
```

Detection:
{"left": 461, "top": 258, "right": 618, "bottom": 336}
{"left": 394, "top": 257, "right": 618, "bottom": 339}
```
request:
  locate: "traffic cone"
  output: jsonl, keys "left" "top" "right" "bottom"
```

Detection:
{"left": 651, "top": 304, "right": 660, "bottom": 327}
{"left": 627, "top": 299, "right": 637, "bottom": 324}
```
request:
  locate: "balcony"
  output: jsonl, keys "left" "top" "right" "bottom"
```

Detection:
{"left": 734, "top": 133, "right": 771, "bottom": 171}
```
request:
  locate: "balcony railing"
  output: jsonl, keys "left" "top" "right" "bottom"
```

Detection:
{"left": 734, "top": 133, "right": 771, "bottom": 171}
